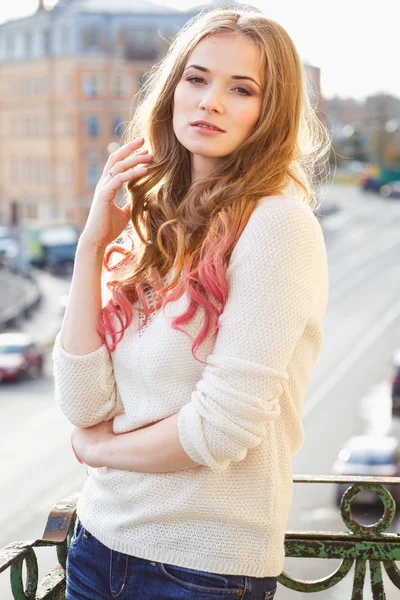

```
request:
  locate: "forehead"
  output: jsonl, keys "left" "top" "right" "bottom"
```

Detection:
{"left": 186, "top": 34, "right": 263, "bottom": 79}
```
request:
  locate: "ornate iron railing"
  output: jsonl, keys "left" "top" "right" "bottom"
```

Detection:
{"left": 1, "top": 476, "right": 400, "bottom": 599}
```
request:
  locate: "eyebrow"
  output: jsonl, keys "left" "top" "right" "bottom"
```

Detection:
{"left": 183, "top": 64, "right": 261, "bottom": 89}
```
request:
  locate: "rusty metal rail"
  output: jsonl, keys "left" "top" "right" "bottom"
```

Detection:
{"left": 1, "top": 477, "right": 400, "bottom": 599}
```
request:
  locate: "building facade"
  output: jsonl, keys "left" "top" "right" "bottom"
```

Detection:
{"left": 0, "top": 0, "right": 200, "bottom": 229}
{"left": 324, "top": 93, "right": 400, "bottom": 164}
{"left": 0, "top": 0, "right": 322, "bottom": 229}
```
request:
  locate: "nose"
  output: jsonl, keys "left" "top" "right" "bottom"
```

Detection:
{"left": 199, "top": 86, "right": 224, "bottom": 113}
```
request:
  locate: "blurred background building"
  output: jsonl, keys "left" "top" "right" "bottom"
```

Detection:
{"left": 0, "top": 0, "right": 201, "bottom": 229}
{"left": 324, "top": 93, "right": 400, "bottom": 167}
{"left": 0, "top": 0, "right": 326, "bottom": 230}
{"left": 2, "top": 5, "right": 400, "bottom": 600}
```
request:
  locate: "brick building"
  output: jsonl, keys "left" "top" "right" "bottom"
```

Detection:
{"left": 0, "top": 0, "right": 199, "bottom": 228}
{"left": 0, "top": 0, "right": 322, "bottom": 229}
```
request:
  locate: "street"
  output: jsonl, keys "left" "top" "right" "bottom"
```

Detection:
{"left": 1, "top": 183, "right": 400, "bottom": 599}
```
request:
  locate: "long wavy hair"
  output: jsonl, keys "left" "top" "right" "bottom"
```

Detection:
{"left": 98, "top": 5, "right": 331, "bottom": 362}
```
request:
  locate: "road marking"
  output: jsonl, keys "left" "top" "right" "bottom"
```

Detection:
{"left": 304, "top": 296, "right": 400, "bottom": 420}
{"left": 326, "top": 210, "right": 399, "bottom": 265}
{"left": 329, "top": 259, "right": 400, "bottom": 305}
{"left": 328, "top": 234, "right": 400, "bottom": 299}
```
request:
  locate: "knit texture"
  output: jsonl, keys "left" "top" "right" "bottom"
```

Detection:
{"left": 52, "top": 194, "right": 329, "bottom": 577}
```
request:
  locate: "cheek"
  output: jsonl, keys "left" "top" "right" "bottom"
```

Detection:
{"left": 173, "top": 84, "right": 188, "bottom": 115}
{"left": 236, "top": 102, "right": 261, "bottom": 131}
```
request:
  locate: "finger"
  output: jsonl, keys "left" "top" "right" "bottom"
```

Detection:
{"left": 103, "top": 138, "right": 144, "bottom": 174}
{"left": 107, "top": 152, "right": 152, "bottom": 179}
{"left": 100, "top": 149, "right": 149, "bottom": 183}
{"left": 105, "top": 166, "right": 148, "bottom": 190}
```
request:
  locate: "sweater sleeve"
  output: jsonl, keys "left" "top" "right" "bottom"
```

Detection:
{"left": 177, "top": 197, "right": 317, "bottom": 472}
{"left": 52, "top": 332, "right": 124, "bottom": 427}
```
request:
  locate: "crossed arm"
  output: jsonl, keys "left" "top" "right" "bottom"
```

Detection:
{"left": 71, "top": 412, "right": 200, "bottom": 473}
{"left": 62, "top": 199, "right": 319, "bottom": 476}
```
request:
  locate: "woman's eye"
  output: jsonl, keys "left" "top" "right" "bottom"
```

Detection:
{"left": 235, "top": 87, "right": 251, "bottom": 96}
{"left": 186, "top": 77, "right": 251, "bottom": 96}
{"left": 187, "top": 76, "right": 204, "bottom": 84}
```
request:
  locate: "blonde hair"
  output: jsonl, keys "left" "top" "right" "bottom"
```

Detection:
{"left": 99, "top": 5, "right": 331, "bottom": 361}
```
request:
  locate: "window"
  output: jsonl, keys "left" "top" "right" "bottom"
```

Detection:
{"left": 65, "top": 162, "right": 73, "bottom": 185}
{"left": 61, "top": 26, "right": 69, "bottom": 52}
{"left": 10, "top": 156, "right": 18, "bottom": 181}
{"left": 113, "top": 74, "right": 127, "bottom": 97}
{"left": 26, "top": 204, "right": 38, "bottom": 220}
{"left": 40, "top": 77, "right": 48, "bottom": 94}
{"left": 83, "top": 74, "right": 101, "bottom": 97}
{"left": 43, "top": 30, "right": 51, "bottom": 56}
{"left": 136, "top": 71, "right": 148, "bottom": 91}
{"left": 112, "top": 116, "right": 125, "bottom": 140}
{"left": 33, "top": 157, "right": 39, "bottom": 183}
{"left": 87, "top": 116, "right": 100, "bottom": 137}
{"left": 126, "top": 29, "right": 157, "bottom": 60}
{"left": 25, "top": 32, "right": 32, "bottom": 56}
{"left": 64, "top": 74, "right": 72, "bottom": 94}
{"left": 38, "top": 158, "right": 48, "bottom": 184}
{"left": 87, "top": 161, "right": 100, "bottom": 188}
{"left": 7, "top": 34, "right": 14, "bottom": 58}
{"left": 81, "top": 28, "right": 104, "bottom": 52}
{"left": 26, "top": 157, "right": 32, "bottom": 182}
{"left": 64, "top": 116, "right": 73, "bottom": 136}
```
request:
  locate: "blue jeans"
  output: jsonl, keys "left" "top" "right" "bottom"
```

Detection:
{"left": 66, "top": 519, "right": 278, "bottom": 599}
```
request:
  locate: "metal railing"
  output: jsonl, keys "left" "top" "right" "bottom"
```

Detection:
{"left": 1, "top": 476, "right": 400, "bottom": 599}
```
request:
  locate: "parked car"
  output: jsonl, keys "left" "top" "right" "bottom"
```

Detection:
{"left": 332, "top": 435, "right": 400, "bottom": 506}
{"left": 0, "top": 332, "right": 44, "bottom": 382}
{"left": 24, "top": 224, "right": 78, "bottom": 272}
{"left": 380, "top": 181, "right": 400, "bottom": 199}
{"left": 360, "top": 165, "right": 400, "bottom": 193}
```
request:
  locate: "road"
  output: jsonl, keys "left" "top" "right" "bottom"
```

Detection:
{"left": 1, "top": 183, "right": 400, "bottom": 599}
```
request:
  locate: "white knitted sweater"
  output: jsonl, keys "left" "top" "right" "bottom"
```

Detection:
{"left": 53, "top": 194, "right": 328, "bottom": 577}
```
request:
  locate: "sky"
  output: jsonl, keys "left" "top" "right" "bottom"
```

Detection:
{"left": 0, "top": 0, "right": 398, "bottom": 101}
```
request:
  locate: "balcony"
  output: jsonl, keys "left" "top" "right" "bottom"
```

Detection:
{"left": 1, "top": 476, "right": 400, "bottom": 599}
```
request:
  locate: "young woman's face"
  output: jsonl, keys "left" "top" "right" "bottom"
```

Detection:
{"left": 173, "top": 34, "right": 264, "bottom": 181}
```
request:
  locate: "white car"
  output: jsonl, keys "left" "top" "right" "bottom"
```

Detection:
{"left": 332, "top": 435, "right": 400, "bottom": 506}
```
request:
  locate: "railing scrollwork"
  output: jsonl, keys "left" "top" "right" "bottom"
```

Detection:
{"left": 1, "top": 478, "right": 400, "bottom": 599}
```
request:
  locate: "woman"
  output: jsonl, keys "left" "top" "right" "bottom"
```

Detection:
{"left": 53, "top": 5, "right": 330, "bottom": 599}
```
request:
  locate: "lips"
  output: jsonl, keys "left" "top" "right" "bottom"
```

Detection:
{"left": 190, "top": 121, "right": 225, "bottom": 132}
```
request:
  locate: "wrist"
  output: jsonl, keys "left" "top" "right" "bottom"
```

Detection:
{"left": 86, "top": 438, "right": 108, "bottom": 469}
{"left": 78, "top": 234, "right": 107, "bottom": 257}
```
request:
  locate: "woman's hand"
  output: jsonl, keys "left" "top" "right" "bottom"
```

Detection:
{"left": 80, "top": 138, "right": 153, "bottom": 251}
{"left": 71, "top": 420, "right": 116, "bottom": 468}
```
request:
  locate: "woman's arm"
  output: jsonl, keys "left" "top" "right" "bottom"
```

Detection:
{"left": 72, "top": 198, "right": 326, "bottom": 473}
{"left": 60, "top": 239, "right": 106, "bottom": 355}
{"left": 52, "top": 239, "right": 123, "bottom": 427}
{"left": 72, "top": 414, "right": 200, "bottom": 473}
{"left": 53, "top": 139, "right": 152, "bottom": 427}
